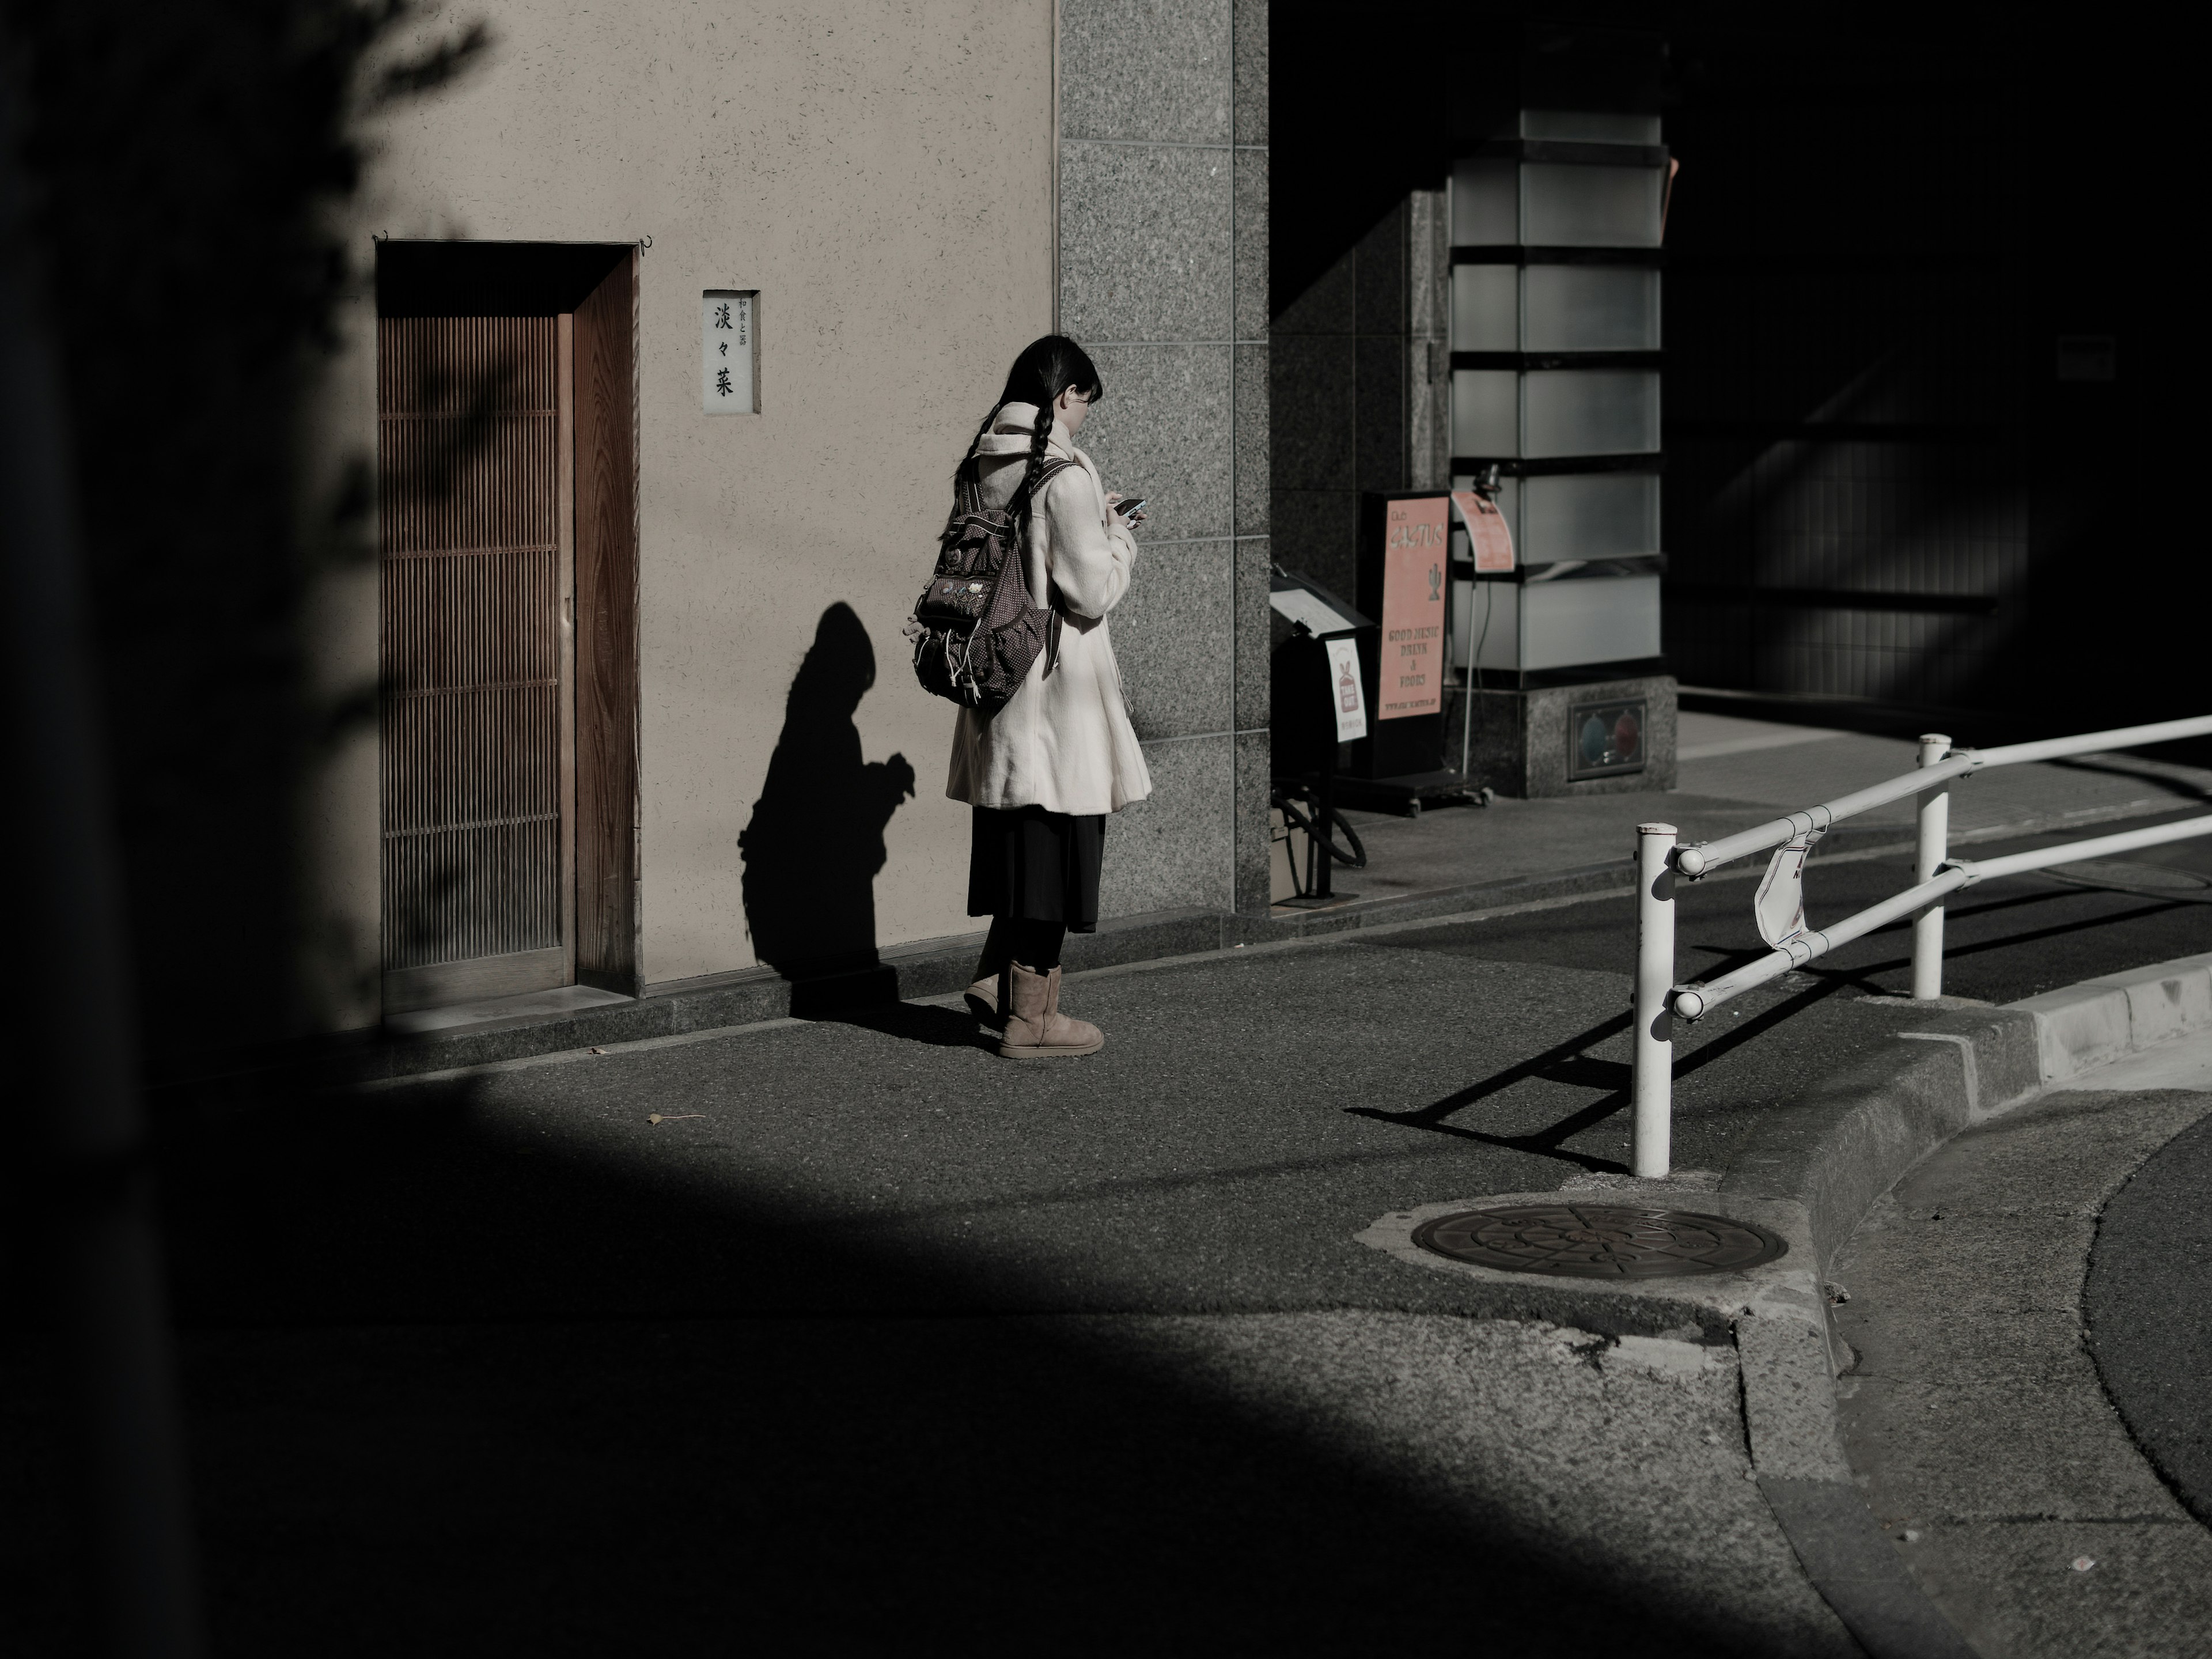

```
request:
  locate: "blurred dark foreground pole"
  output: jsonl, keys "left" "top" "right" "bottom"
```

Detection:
{"left": 1, "top": 55, "right": 204, "bottom": 1659}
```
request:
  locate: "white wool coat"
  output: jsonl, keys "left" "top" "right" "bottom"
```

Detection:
{"left": 944, "top": 403, "right": 1153, "bottom": 816}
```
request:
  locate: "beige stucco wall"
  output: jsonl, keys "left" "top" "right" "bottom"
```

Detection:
{"left": 301, "top": 0, "right": 1055, "bottom": 1026}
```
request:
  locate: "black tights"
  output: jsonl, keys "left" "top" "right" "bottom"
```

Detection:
{"left": 978, "top": 915, "right": 1066, "bottom": 975}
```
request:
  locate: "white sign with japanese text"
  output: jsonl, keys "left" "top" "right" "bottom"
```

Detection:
{"left": 701, "top": 290, "right": 756, "bottom": 414}
{"left": 1324, "top": 637, "right": 1368, "bottom": 743}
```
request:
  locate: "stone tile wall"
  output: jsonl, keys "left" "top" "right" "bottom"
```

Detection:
{"left": 1060, "top": 0, "right": 1272, "bottom": 918}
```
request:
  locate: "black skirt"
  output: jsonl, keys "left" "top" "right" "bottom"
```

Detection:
{"left": 968, "top": 805, "right": 1105, "bottom": 932}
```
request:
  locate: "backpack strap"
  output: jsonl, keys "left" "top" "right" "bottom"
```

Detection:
{"left": 1011, "top": 456, "right": 1081, "bottom": 513}
{"left": 1022, "top": 459, "right": 1085, "bottom": 650}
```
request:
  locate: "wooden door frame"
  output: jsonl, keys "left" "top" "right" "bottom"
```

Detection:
{"left": 571, "top": 249, "right": 641, "bottom": 995}
{"left": 556, "top": 312, "right": 579, "bottom": 987}
{"left": 373, "top": 241, "right": 642, "bottom": 1010}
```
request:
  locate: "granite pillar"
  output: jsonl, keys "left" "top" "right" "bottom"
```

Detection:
{"left": 1060, "top": 0, "right": 1271, "bottom": 917}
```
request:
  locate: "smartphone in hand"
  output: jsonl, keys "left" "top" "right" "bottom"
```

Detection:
{"left": 1112, "top": 493, "right": 1149, "bottom": 521}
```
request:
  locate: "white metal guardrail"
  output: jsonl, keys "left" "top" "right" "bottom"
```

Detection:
{"left": 1630, "top": 715, "right": 2212, "bottom": 1176}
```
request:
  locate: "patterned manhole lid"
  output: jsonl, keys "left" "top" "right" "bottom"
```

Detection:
{"left": 1412, "top": 1203, "right": 1788, "bottom": 1279}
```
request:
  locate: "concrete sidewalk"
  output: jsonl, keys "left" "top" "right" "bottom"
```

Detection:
{"left": 1328, "top": 709, "right": 2212, "bottom": 906}
{"left": 357, "top": 709, "right": 2212, "bottom": 1079}
{"left": 1834, "top": 1028, "right": 2212, "bottom": 1658}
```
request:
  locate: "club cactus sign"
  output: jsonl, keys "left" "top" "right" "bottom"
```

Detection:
{"left": 1568, "top": 696, "right": 1647, "bottom": 780}
{"left": 1378, "top": 497, "right": 1448, "bottom": 719}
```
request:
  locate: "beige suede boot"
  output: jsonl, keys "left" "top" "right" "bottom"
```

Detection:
{"left": 964, "top": 975, "right": 1001, "bottom": 1027}
{"left": 997, "top": 961, "right": 1104, "bottom": 1059}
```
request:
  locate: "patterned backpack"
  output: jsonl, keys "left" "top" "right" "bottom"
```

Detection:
{"left": 910, "top": 452, "right": 1078, "bottom": 714}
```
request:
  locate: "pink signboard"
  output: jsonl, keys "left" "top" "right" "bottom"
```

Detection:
{"left": 1379, "top": 497, "right": 1448, "bottom": 719}
{"left": 1450, "top": 490, "right": 1516, "bottom": 573}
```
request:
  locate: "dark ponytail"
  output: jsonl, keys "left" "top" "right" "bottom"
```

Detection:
{"left": 955, "top": 333, "right": 1103, "bottom": 483}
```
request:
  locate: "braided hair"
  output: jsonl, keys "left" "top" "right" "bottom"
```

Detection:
{"left": 954, "top": 335, "right": 1104, "bottom": 494}
{"left": 1017, "top": 399, "right": 1056, "bottom": 505}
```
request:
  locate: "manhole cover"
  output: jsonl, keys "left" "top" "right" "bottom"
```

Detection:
{"left": 1413, "top": 1203, "right": 1788, "bottom": 1279}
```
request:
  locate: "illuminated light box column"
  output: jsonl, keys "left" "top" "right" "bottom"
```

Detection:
{"left": 1442, "top": 108, "right": 1676, "bottom": 798}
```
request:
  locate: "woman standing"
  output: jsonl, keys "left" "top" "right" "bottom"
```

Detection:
{"left": 948, "top": 336, "right": 1150, "bottom": 1059}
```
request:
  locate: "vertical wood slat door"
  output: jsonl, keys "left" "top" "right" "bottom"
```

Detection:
{"left": 379, "top": 316, "right": 575, "bottom": 1012}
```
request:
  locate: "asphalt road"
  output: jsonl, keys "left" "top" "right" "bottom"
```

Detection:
{"left": 6, "top": 816, "right": 2211, "bottom": 1652}
{"left": 144, "top": 828, "right": 2212, "bottom": 1329}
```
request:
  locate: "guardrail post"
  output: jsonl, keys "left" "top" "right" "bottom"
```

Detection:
{"left": 1633, "top": 823, "right": 1677, "bottom": 1177}
{"left": 1912, "top": 733, "right": 1951, "bottom": 999}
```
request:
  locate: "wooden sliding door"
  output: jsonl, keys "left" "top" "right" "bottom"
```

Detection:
{"left": 378, "top": 315, "right": 576, "bottom": 1012}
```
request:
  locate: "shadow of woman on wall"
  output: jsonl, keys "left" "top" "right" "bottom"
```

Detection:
{"left": 739, "top": 603, "right": 916, "bottom": 1012}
